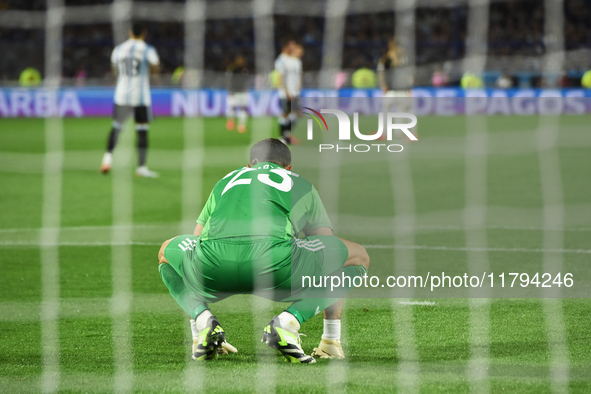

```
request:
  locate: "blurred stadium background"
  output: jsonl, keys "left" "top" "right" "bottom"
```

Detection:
{"left": 1, "top": 0, "right": 590, "bottom": 393}
{"left": 0, "top": 0, "right": 589, "bottom": 88}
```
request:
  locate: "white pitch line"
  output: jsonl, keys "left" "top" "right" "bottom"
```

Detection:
{"left": 538, "top": 116, "right": 570, "bottom": 393}
{"left": 2, "top": 240, "right": 591, "bottom": 255}
{"left": 364, "top": 244, "right": 591, "bottom": 255}
{"left": 2, "top": 223, "right": 591, "bottom": 234}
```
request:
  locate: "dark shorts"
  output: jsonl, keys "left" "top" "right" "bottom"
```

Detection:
{"left": 113, "top": 105, "right": 153, "bottom": 125}
{"left": 279, "top": 98, "right": 291, "bottom": 115}
{"left": 279, "top": 96, "right": 300, "bottom": 115}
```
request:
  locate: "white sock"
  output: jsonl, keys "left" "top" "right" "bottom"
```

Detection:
{"left": 323, "top": 319, "right": 341, "bottom": 341}
{"left": 102, "top": 152, "right": 112, "bottom": 165}
{"left": 195, "top": 309, "right": 213, "bottom": 332}
{"left": 278, "top": 311, "right": 300, "bottom": 334}
{"left": 237, "top": 109, "right": 247, "bottom": 125}
{"left": 190, "top": 319, "right": 199, "bottom": 338}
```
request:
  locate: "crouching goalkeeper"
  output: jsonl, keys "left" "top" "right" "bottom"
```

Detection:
{"left": 158, "top": 138, "right": 370, "bottom": 363}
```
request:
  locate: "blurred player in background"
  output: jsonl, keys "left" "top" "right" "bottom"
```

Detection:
{"left": 274, "top": 39, "right": 302, "bottom": 145}
{"left": 293, "top": 43, "right": 304, "bottom": 65}
{"left": 377, "top": 37, "right": 414, "bottom": 138}
{"left": 158, "top": 139, "right": 370, "bottom": 363}
{"left": 100, "top": 22, "right": 160, "bottom": 178}
{"left": 377, "top": 37, "right": 409, "bottom": 93}
{"left": 225, "top": 54, "right": 250, "bottom": 134}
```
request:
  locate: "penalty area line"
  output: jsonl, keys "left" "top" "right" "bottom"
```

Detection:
{"left": 2, "top": 224, "right": 591, "bottom": 234}
{"left": 364, "top": 244, "right": 591, "bottom": 255}
{"left": 1, "top": 241, "right": 590, "bottom": 255}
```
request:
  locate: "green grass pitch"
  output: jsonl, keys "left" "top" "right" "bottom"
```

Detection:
{"left": 0, "top": 115, "right": 590, "bottom": 392}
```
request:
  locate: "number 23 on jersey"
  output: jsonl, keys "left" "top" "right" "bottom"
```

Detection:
{"left": 221, "top": 166, "right": 298, "bottom": 196}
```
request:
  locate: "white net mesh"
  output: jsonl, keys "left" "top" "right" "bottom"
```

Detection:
{"left": 0, "top": 1, "right": 588, "bottom": 392}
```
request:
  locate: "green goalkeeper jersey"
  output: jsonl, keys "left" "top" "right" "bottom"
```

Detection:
{"left": 197, "top": 162, "right": 332, "bottom": 240}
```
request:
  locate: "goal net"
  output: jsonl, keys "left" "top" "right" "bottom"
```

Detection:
{"left": 0, "top": 1, "right": 589, "bottom": 393}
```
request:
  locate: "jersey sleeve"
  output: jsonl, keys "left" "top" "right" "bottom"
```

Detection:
{"left": 147, "top": 46, "right": 160, "bottom": 65}
{"left": 196, "top": 190, "right": 216, "bottom": 226}
{"left": 274, "top": 57, "right": 285, "bottom": 74}
{"left": 302, "top": 186, "right": 333, "bottom": 235}
{"left": 111, "top": 47, "right": 117, "bottom": 65}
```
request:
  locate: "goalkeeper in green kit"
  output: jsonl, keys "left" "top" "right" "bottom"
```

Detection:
{"left": 158, "top": 138, "right": 370, "bottom": 363}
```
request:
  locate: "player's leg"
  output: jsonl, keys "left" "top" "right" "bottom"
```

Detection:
{"left": 134, "top": 106, "right": 158, "bottom": 178}
{"left": 101, "top": 105, "right": 131, "bottom": 173}
{"left": 381, "top": 90, "right": 395, "bottom": 113}
{"left": 307, "top": 238, "right": 370, "bottom": 358}
{"left": 278, "top": 98, "right": 292, "bottom": 144}
{"left": 287, "top": 96, "right": 301, "bottom": 144}
{"left": 226, "top": 93, "right": 236, "bottom": 131}
{"left": 294, "top": 237, "right": 368, "bottom": 358}
{"left": 262, "top": 236, "right": 369, "bottom": 363}
{"left": 158, "top": 237, "right": 209, "bottom": 320}
{"left": 158, "top": 235, "right": 235, "bottom": 360}
{"left": 286, "top": 236, "right": 369, "bottom": 322}
{"left": 236, "top": 93, "right": 248, "bottom": 133}
{"left": 312, "top": 299, "right": 345, "bottom": 358}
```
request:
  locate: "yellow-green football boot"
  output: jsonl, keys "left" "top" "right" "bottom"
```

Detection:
{"left": 262, "top": 316, "right": 315, "bottom": 364}
{"left": 192, "top": 315, "right": 226, "bottom": 361}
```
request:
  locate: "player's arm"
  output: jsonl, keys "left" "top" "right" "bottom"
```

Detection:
{"left": 298, "top": 62, "right": 302, "bottom": 93}
{"left": 277, "top": 73, "right": 290, "bottom": 100}
{"left": 193, "top": 223, "right": 204, "bottom": 236}
{"left": 275, "top": 58, "right": 290, "bottom": 100}
{"left": 193, "top": 190, "right": 216, "bottom": 236}
{"left": 309, "top": 226, "right": 333, "bottom": 236}
{"left": 111, "top": 47, "right": 118, "bottom": 80}
{"left": 302, "top": 186, "right": 334, "bottom": 237}
{"left": 147, "top": 46, "right": 161, "bottom": 85}
{"left": 150, "top": 63, "right": 161, "bottom": 85}
{"left": 377, "top": 57, "right": 388, "bottom": 92}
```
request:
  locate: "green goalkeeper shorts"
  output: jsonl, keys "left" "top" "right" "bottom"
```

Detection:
{"left": 163, "top": 234, "right": 349, "bottom": 304}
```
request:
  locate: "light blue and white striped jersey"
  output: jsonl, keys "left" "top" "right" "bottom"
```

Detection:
{"left": 111, "top": 38, "right": 159, "bottom": 106}
{"left": 274, "top": 53, "right": 301, "bottom": 99}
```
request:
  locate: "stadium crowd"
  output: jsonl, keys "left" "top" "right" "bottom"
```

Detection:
{"left": 0, "top": 0, "right": 589, "bottom": 87}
